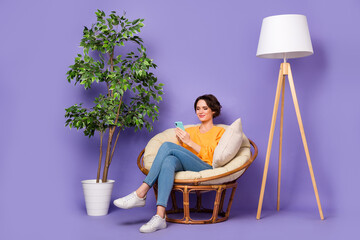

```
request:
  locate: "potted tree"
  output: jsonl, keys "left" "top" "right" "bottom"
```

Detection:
{"left": 65, "top": 10, "right": 164, "bottom": 216}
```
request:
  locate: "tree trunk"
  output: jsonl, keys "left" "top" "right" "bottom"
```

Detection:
{"left": 96, "top": 131, "right": 104, "bottom": 183}
{"left": 109, "top": 129, "right": 121, "bottom": 166}
{"left": 102, "top": 126, "right": 115, "bottom": 182}
{"left": 101, "top": 50, "right": 120, "bottom": 182}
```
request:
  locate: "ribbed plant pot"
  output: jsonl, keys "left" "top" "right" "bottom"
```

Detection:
{"left": 81, "top": 179, "right": 115, "bottom": 216}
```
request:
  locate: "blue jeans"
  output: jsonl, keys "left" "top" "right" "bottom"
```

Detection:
{"left": 143, "top": 142, "right": 212, "bottom": 207}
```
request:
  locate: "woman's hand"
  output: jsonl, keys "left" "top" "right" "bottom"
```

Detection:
{"left": 175, "top": 128, "right": 201, "bottom": 153}
{"left": 175, "top": 128, "right": 191, "bottom": 145}
{"left": 175, "top": 129, "right": 183, "bottom": 144}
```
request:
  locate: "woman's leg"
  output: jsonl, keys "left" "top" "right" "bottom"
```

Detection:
{"left": 132, "top": 142, "right": 176, "bottom": 198}
{"left": 143, "top": 142, "right": 178, "bottom": 188}
{"left": 153, "top": 142, "right": 212, "bottom": 208}
{"left": 139, "top": 142, "right": 211, "bottom": 233}
{"left": 143, "top": 142, "right": 212, "bottom": 188}
{"left": 156, "top": 206, "right": 166, "bottom": 218}
{"left": 113, "top": 143, "right": 176, "bottom": 208}
{"left": 135, "top": 183, "right": 150, "bottom": 198}
{"left": 155, "top": 156, "right": 183, "bottom": 208}
{"left": 128, "top": 142, "right": 211, "bottom": 209}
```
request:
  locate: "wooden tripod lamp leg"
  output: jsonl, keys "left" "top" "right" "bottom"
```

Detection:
{"left": 277, "top": 74, "right": 285, "bottom": 211}
{"left": 286, "top": 64, "right": 324, "bottom": 220}
{"left": 256, "top": 65, "right": 285, "bottom": 220}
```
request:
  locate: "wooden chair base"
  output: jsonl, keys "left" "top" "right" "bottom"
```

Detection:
{"left": 138, "top": 139, "right": 258, "bottom": 224}
{"left": 155, "top": 182, "right": 237, "bottom": 224}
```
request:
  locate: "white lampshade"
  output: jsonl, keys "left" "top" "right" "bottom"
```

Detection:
{"left": 256, "top": 14, "right": 313, "bottom": 59}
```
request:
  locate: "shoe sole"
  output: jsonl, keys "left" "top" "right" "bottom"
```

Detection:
{"left": 113, "top": 200, "right": 145, "bottom": 209}
{"left": 139, "top": 224, "right": 167, "bottom": 233}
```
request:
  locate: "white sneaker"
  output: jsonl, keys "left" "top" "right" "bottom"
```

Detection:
{"left": 139, "top": 215, "right": 167, "bottom": 233}
{"left": 113, "top": 191, "right": 146, "bottom": 209}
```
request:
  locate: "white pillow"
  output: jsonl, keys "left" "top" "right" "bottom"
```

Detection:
{"left": 212, "top": 118, "right": 243, "bottom": 168}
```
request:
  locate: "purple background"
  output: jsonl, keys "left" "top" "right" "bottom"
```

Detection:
{"left": 1, "top": 0, "right": 359, "bottom": 239}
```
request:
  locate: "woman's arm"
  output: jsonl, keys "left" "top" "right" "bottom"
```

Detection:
{"left": 175, "top": 128, "right": 201, "bottom": 153}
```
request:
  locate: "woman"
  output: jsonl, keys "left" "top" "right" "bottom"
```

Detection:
{"left": 113, "top": 94, "right": 225, "bottom": 233}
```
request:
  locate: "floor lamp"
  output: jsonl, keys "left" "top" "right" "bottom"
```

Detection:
{"left": 255, "top": 14, "right": 324, "bottom": 220}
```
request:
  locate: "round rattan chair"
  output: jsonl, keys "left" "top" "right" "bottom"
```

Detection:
{"left": 137, "top": 125, "right": 258, "bottom": 224}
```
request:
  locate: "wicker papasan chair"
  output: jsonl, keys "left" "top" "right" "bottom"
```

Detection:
{"left": 137, "top": 121, "right": 258, "bottom": 224}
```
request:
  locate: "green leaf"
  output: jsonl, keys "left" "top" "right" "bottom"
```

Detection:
{"left": 66, "top": 9, "right": 164, "bottom": 143}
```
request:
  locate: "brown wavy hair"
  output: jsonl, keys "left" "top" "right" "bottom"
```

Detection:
{"left": 194, "top": 94, "right": 222, "bottom": 118}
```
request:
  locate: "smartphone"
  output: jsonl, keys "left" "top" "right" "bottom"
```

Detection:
{"left": 174, "top": 121, "right": 185, "bottom": 131}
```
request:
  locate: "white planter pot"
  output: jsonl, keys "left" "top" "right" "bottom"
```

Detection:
{"left": 81, "top": 179, "right": 115, "bottom": 216}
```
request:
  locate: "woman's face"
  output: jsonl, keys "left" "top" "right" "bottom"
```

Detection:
{"left": 196, "top": 99, "right": 214, "bottom": 122}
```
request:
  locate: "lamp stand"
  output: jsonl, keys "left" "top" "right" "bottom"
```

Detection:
{"left": 256, "top": 62, "right": 324, "bottom": 220}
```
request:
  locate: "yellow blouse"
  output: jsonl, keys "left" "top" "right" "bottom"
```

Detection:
{"left": 180, "top": 126, "right": 225, "bottom": 166}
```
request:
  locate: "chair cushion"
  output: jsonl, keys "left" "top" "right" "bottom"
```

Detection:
{"left": 212, "top": 118, "right": 243, "bottom": 168}
{"left": 143, "top": 124, "right": 251, "bottom": 185}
